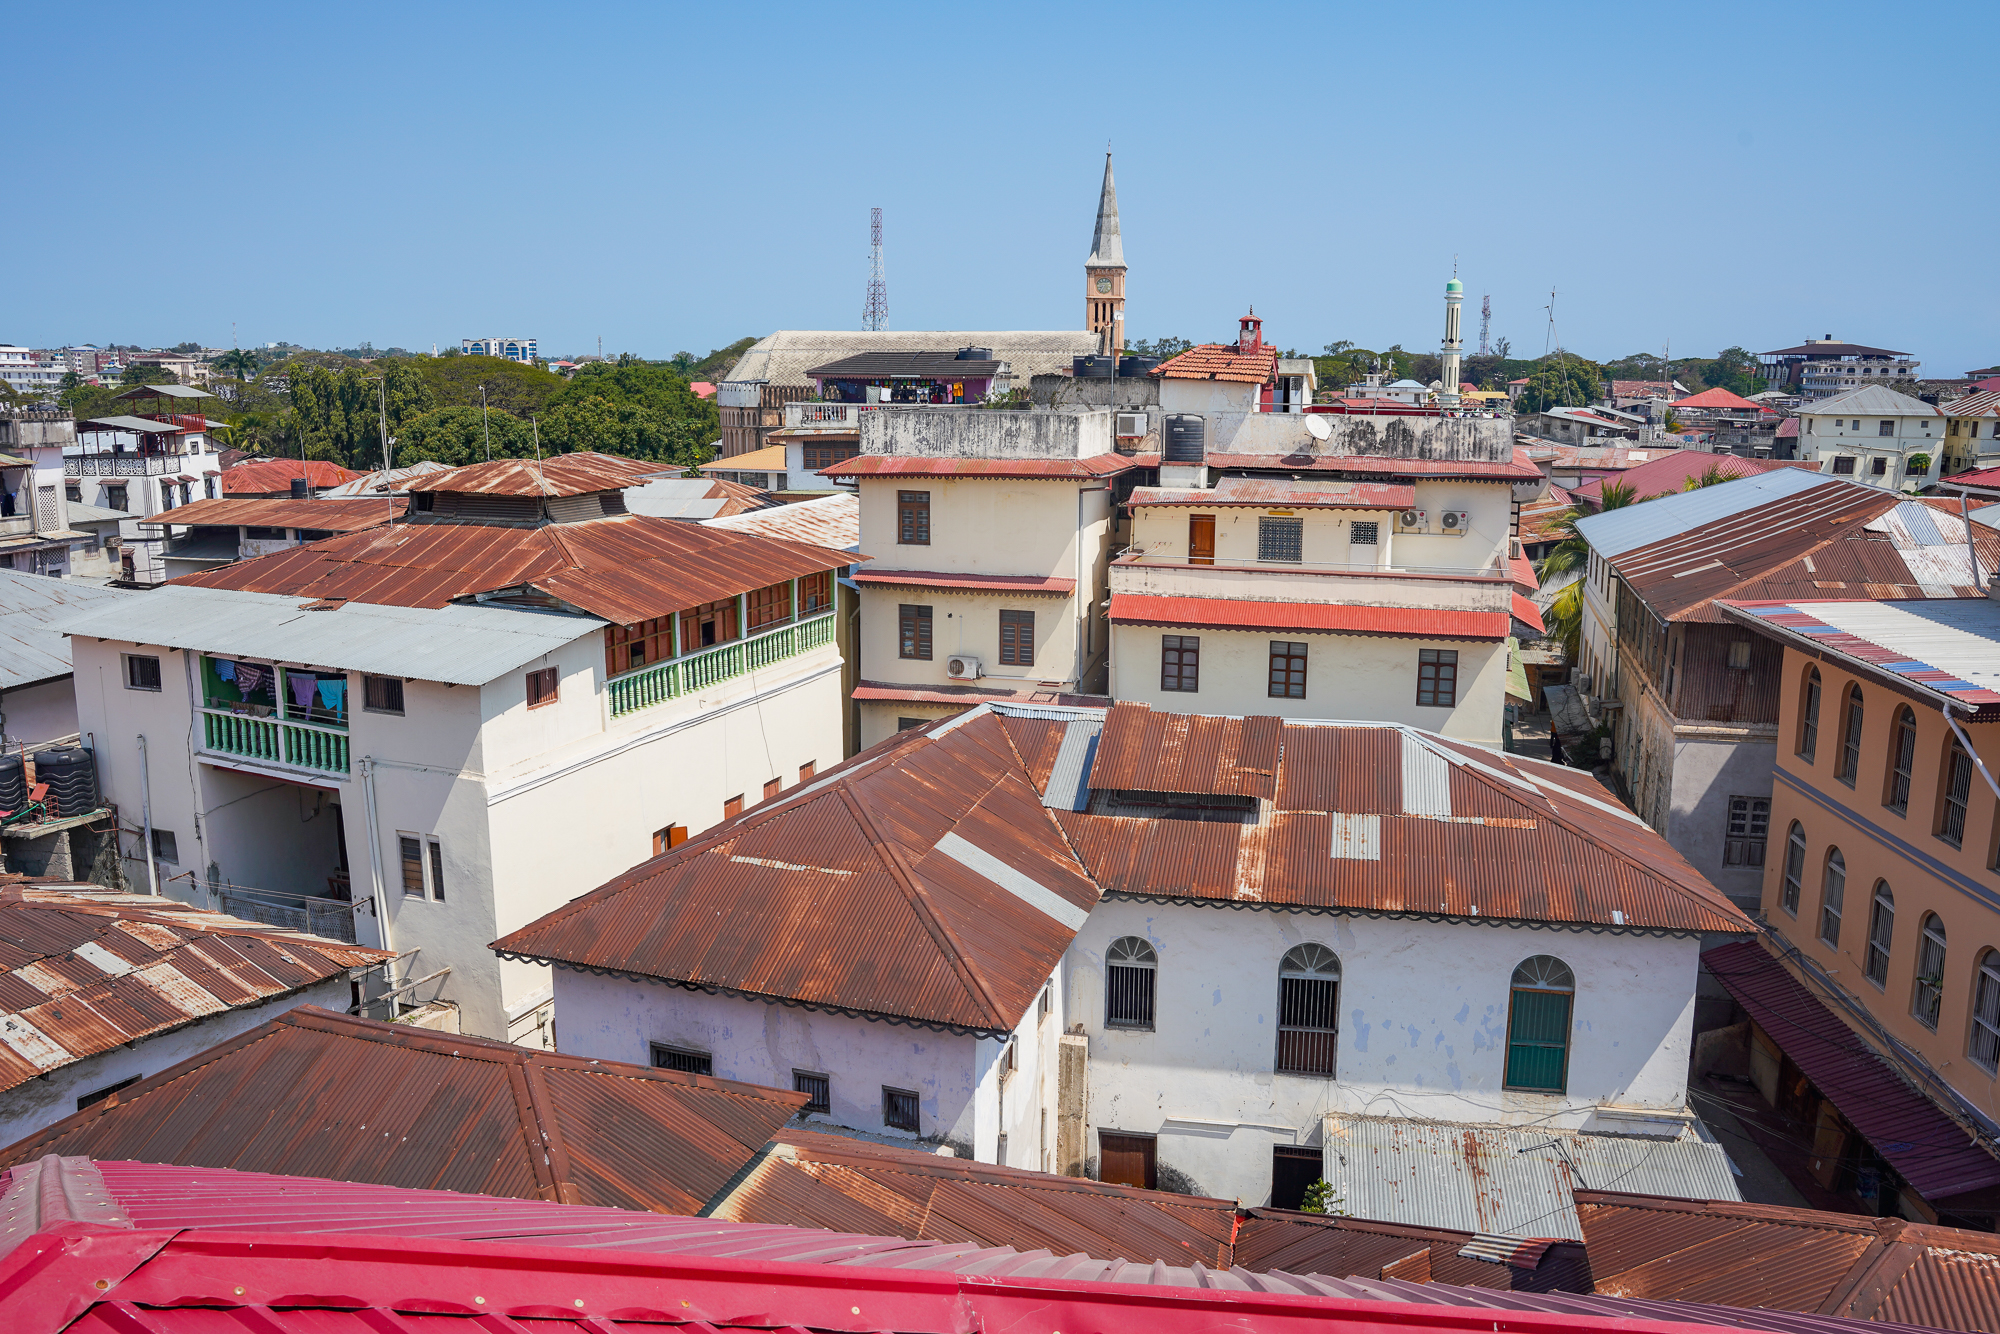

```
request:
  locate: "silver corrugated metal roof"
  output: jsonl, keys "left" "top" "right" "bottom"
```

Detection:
{"left": 1746, "top": 598, "right": 2000, "bottom": 696}
{"left": 1798, "top": 384, "right": 1941, "bottom": 417}
{"left": 1322, "top": 1114, "right": 1741, "bottom": 1240}
{"left": 317, "top": 460, "right": 450, "bottom": 498}
{"left": 56, "top": 584, "right": 601, "bottom": 686}
{"left": 0, "top": 570, "right": 131, "bottom": 687}
{"left": 704, "top": 492, "right": 860, "bottom": 551}
{"left": 65, "top": 503, "right": 134, "bottom": 526}
{"left": 1042, "top": 718, "right": 1103, "bottom": 811}
{"left": 624, "top": 479, "right": 730, "bottom": 520}
{"left": 1575, "top": 469, "right": 1838, "bottom": 557}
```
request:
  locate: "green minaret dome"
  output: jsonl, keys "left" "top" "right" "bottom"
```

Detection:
{"left": 1445, "top": 279, "right": 1463, "bottom": 294}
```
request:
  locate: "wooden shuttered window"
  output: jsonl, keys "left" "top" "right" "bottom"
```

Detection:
{"left": 680, "top": 599, "right": 739, "bottom": 651}
{"left": 1161, "top": 635, "right": 1199, "bottom": 692}
{"left": 800, "top": 570, "right": 833, "bottom": 616}
{"left": 1503, "top": 956, "right": 1574, "bottom": 1093}
{"left": 898, "top": 491, "right": 931, "bottom": 545}
{"left": 899, "top": 604, "right": 932, "bottom": 660}
{"left": 526, "top": 667, "right": 559, "bottom": 709}
{"left": 607, "top": 617, "right": 675, "bottom": 676}
{"left": 748, "top": 580, "right": 793, "bottom": 630}
{"left": 1099, "top": 1132, "right": 1156, "bottom": 1189}
{"left": 999, "top": 609, "right": 1034, "bottom": 666}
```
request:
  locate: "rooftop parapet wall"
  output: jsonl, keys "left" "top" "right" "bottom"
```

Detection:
{"left": 860, "top": 406, "right": 1114, "bottom": 460}
{"left": 1211, "top": 411, "right": 1516, "bottom": 462}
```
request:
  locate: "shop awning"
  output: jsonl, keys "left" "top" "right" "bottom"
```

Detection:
{"left": 1702, "top": 940, "right": 2000, "bottom": 1201}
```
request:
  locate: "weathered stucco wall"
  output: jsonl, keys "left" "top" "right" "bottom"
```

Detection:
{"left": 860, "top": 407, "right": 1113, "bottom": 460}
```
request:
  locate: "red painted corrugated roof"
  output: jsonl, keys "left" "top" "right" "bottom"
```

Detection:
{"left": 820, "top": 454, "right": 1143, "bottom": 480}
{"left": 1511, "top": 552, "right": 1541, "bottom": 594}
{"left": 1108, "top": 594, "right": 1509, "bottom": 641}
{"left": 1573, "top": 452, "right": 1788, "bottom": 504}
{"left": 1671, "top": 388, "right": 1764, "bottom": 411}
{"left": 1702, "top": 940, "right": 2000, "bottom": 1200}
{"left": 1512, "top": 593, "right": 1546, "bottom": 635}
{"left": 853, "top": 569, "right": 1075, "bottom": 595}
{"left": 1948, "top": 463, "right": 2000, "bottom": 490}
{"left": 220, "top": 458, "right": 364, "bottom": 494}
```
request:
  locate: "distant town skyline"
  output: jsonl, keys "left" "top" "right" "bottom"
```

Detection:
{"left": 7, "top": 1, "right": 1990, "bottom": 374}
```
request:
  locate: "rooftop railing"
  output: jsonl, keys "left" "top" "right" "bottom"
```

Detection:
{"left": 200, "top": 710, "right": 351, "bottom": 774}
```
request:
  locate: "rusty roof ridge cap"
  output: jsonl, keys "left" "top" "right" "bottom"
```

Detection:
{"left": 274, "top": 1004, "right": 530, "bottom": 1061}
{"left": 548, "top": 1049, "right": 810, "bottom": 1107}
{"left": 1818, "top": 1227, "right": 1929, "bottom": 1321}
{"left": 834, "top": 784, "right": 1007, "bottom": 1030}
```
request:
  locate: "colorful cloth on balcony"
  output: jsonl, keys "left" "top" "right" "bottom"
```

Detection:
{"left": 234, "top": 664, "right": 267, "bottom": 694}
{"left": 289, "top": 674, "right": 317, "bottom": 711}
{"left": 316, "top": 679, "right": 346, "bottom": 712}
{"left": 212, "top": 659, "right": 237, "bottom": 683}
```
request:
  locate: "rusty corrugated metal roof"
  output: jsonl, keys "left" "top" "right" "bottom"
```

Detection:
{"left": 1578, "top": 1189, "right": 2000, "bottom": 1330}
{"left": 703, "top": 492, "right": 860, "bottom": 548}
{"left": 220, "top": 458, "right": 364, "bottom": 494}
{"left": 493, "top": 709, "right": 1101, "bottom": 1036}
{"left": 136, "top": 496, "right": 404, "bottom": 532}
{"left": 402, "top": 451, "right": 667, "bottom": 497}
{"left": 169, "top": 511, "right": 855, "bottom": 626}
{"left": 0, "top": 1006, "right": 804, "bottom": 1211}
{"left": 1236, "top": 1207, "right": 1592, "bottom": 1293}
{"left": 854, "top": 569, "right": 1075, "bottom": 595}
{"left": 0, "top": 887, "right": 387, "bottom": 1095}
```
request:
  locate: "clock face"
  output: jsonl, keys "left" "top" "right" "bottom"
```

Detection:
{"left": 1095, "top": 277, "right": 1112, "bottom": 293}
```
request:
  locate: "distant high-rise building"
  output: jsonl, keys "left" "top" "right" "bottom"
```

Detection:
{"left": 462, "top": 337, "right": 538, "bottom": 364}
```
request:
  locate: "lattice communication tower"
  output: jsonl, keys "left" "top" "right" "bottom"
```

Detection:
{"left": 1478, "top": 295, "right": 1491, "bottom": 357}
{"left": 863, "top": 207, "right": 888, "bottom": 332}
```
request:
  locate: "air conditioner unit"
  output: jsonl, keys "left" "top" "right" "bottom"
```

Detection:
{"left": 1440, "top": 509, "right": 1471, "bottom": 535}
{"left": 947, "top": 654, "right": 982, "bottom": 681}
{"left": 1115, "top": 411, "right": 1148, "bottom": 438}
{"left": 1396, "top": 508, "right": 1427, "bottom": 533}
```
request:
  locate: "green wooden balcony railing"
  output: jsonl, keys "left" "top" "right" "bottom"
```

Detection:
{"left": 608, "top": 612, "right": 836, "bottom": 718}
{"left": 202, "top": 710, "right": 351, "bottom": 774}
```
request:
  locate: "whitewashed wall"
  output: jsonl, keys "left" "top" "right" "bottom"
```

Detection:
{"left": 0, "top": 976, "right": 350, "bottom": 1146}
{"left": 3, "top": 676, "right": 78, "bottom": 748}
{"left": 1066, "top": 899, "right": 1702, "bottom": 1205}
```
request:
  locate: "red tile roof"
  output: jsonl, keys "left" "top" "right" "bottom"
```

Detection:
{"left": 0, "top": 886, "right": 387, "bottom": 1096}
{"left": 853, "top": 569, "right": 1075, "bottom": 596}
{"left": 404, "top": 451, "right": 664, "bottom": 498}
{"left": 493, "top": 709, "right": 1101, "bottom": 1036}
{"left": 820, "top": 454, "right": 1143, "bottom": 480}
{"left": 0, "top": 1007, "right": 806, "bottom": 1211}
{"left": 220, "top": 458, "right": 364, "bottom": 494}
{"left": 1704, "top": 940, "right": 2000, "bottom": 1200}
{"left": 169, "top": 513, "right": 855, "bottom": 626}
{"left": 1151, "top": 343, "right": 1279, "bottom": 384}
{"left": 1108, "top": 594, "right": 1509, "bottom": 641}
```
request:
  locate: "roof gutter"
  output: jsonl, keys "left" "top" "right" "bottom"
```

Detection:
{"left": 1715, "top": 602, "right": 1997, "bottom": 720}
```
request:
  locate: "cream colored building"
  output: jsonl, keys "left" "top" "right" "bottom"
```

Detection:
{"left": 1797, "top": 385, "right": 1944, "bottom": 490}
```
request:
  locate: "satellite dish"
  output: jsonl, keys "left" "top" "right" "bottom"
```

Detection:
{"left": 1305, "top": 414, "right": 1332, "bottom": 441}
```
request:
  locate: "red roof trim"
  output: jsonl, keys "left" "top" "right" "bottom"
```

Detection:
{"left": 1108, "top": 595, "right": 1508, "bottom": 641}
{"left": 821, "top": 455, "right": 1142, "bottom": 480}
{"left": 1511, "top": 594, "right": 1546, "bottom": 635}
{"left": 853, "top": 569, "right": 1076, "bottom": 596}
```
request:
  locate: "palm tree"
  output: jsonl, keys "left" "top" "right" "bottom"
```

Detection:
{"left": 1683, "top": 462, "right": 1731, "bottom": 491}
{"left": 213, "top": 348, "right": 258, "bottom": 382}
{"left": 1535, "top": 481, "right": 1638, "bottom": 581}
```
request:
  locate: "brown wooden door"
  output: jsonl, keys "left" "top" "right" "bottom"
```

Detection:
{"left": 1188, "top": 514, "right": 1215, "bottom": 565}
{"left": 1099, "top": 1131, "right": 1157, "bottom": 1189}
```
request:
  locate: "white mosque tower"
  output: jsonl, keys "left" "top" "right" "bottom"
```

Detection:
{"left": 1440, "top": 274, "right": 1464, "bottom": 409}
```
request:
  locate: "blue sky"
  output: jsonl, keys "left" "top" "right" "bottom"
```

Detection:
{"left": 8, "top": 1, "right": 1992, "bottom": 373}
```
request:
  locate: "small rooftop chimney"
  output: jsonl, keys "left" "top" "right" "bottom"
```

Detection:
{"left": 1238, "top": 310, "right": 1263, "bottom": 356}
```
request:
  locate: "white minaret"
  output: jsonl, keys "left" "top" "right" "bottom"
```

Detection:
{"left": 1440, "top": 276, "right": 1464, "bottom": 409}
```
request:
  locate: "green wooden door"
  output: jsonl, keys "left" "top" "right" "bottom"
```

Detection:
{"left": 1505, "top": 988, "right": 1572, "bottom": 1091}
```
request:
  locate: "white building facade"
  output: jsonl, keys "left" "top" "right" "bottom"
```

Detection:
{"left": 1796, "top": 385, "right": 1943, "bottom": 490}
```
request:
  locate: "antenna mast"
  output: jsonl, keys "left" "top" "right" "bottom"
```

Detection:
{"left": 863, "top": 207, "right": 888, "bottom": 332}
{"left": 1478, "top": 295, "right": 1491, "bottom": 357}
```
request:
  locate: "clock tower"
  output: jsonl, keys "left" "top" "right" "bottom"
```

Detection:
{"left": 1085, "top": 152, "right": 1126, "bottom": 354}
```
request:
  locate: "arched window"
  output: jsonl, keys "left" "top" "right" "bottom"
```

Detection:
{"left": 1837, "top": 685, "right": 1865, "bottom": 786}
{"left": 1885, "top": 706, "right": 1917, "bottom": 815}
{"left": 1913, "top": 914, "right": 1948, "bottom": 1029}
{"left": 1970, "top": 951, "right": 2000, "bottom": 1073}
{"left": 1939, "top": 740, "right": 1974, "bottom": 848}
{"left": 1865, "top": 883, "right": 1895, "bottom": 987}
{"left": 1504, "top": 956, "right": 1575, "bottom": 1094}
{"left": 1275, "top": 943, "right": 1340, "bottom": 1076}
{"left": 1799, "top": 666, "right": 1822, "bottom": 761}
{"left": 1780, "top": 822, "right": 1806, "bottom": 917}
{"left": 1819, "top": 848, "right": 1846, "bottom": 947}
{"left": 1105, "top": 936, "right": 1157, "bottom": 1030}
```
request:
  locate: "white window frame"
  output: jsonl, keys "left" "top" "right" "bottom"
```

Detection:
{"left": 123, "top": 653, "right": 163, "bottom": 692}
{"left": 396, "top": 831, "right": 446, "bottom": 902}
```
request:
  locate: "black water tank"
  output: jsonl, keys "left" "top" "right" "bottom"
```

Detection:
{"left": 0, "top": 753, "right": 23, "bottom": 816}
{"left": 1072, "top": 355, "right": 1114, "bottom": 379}
{"left": 34, "top": 747, "right": 97, "bottom": 818}
{"left": 289, "top": 477, "right": 309, "bottom": 499}
{"left": 956, "top": 346, "right": 993, "bottom": 362}
{"left": 1164, "top": 414, "right": 1206, "bottom": 463}
{"left": 1118, "top": 355, "right": 1160, "bottom": 377}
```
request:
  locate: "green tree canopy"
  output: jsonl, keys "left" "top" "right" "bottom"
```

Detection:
{"left": 536, "top": 395, "right": 710, "bottom": 468}
{"left": 409, "top": 355, "right": 567, "bottom": 416}
{"left": 395, "top": 405, "right": 540, "bottom": 467}
{"left": 119, "top": 363, "right": 177, "bottom": 387}
{"left": 288, "top": 361, "right": 435, "bottom": 469}
{"left": 1515, "top": 356, "right": 1605, "bottom": 414}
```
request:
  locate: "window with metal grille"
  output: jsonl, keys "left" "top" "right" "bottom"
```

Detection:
{"left": 1878, "top": 420, "right": 1896, "bottom": 437}
{"left": 1832, "top": 456, "right": 1856, "bottom": 475}
{"left": 364, "top": 675, "right": 404, "bottom": 715}
{"left": 1837, "top": 685, "right": 1864, "bottom": 785}
{"left": 1257, "top": 517, "right": 1303, "bottom": 563}
{"left": 651, "top": 1044, "right": 712, "bottom": 1076}
{"left": 1866, "top": 882, "right": 1895, "bottom": 987}
{"left": 428, "top": 839, "right": 444, "bottom": 903}
{"left": 1275, "top": 943, "right": 1339, "bottom": 1076}
{"left": 1913, "top": 913, "right": 1948, "bottom": 1030}
{"left": 1161, "top": 635, "right": 1199, "bottom": 692}
{"left": 1350, "top": 521, "right": 1378, "bottom": 546}
{"left": 1972, "top": 952, "right": 2000, "bottom": 1073}
{"left": 999, "top": 609, "right": 1034, "bottom": 666}
{"left": 1723, "top": 796, "right": 1769, "bottom": 866}
{"left": 1105, "top": 936, "right": 1156, "bottom": 1030}
{"left": 124, "top": 654, "right": 161, "bottom": 691}
{"left": 150, "top": 829, "right": 178, "bottom": 864}
{"left": 1799, "top": 667, "right": 1821, "bottom": 761}
{"left": 793, "top": 1070, "right": 831, "bottom": 1113}
{"left": 1886, "top": 706, "right": 1917, "bottom": 814}
{"left": 1416, "top": 649, "right": 1458, "bottom": 708}
{"left": 1820, "top": 848, "right": 1845, "bottom": 946}
{"left": 526, "top": 666, "right": 559, "bottom": 709}
{"left": 803, "top": 442, "right": 860, "bottom": 471}
{"left": 1940, "top": 741, "right": 1973, "bottom": 847}
{"left": 882, "top": 1086, "right": 920, "bottom": 1132}
{"left": 899, "top": 604, "right": 932, "bottom": 659}
{"left": 898, "top": 491, "right": 931, "bottom": 545}
{"left": 400, "top": 836, "right": 425, "bottom": 896}
{"left": 1268, "top": 641, "right": 1307, "bottom": 699}
{"left": 1780, "top": 822, "right": 1805, "bottom": 915}
{"left": 1504, "top": 956, "right": 1574, "bottom": 1093}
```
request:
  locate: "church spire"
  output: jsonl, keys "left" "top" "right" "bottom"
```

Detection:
{"left": 1086, "top": 151, "right": 1124, "bottom": 269}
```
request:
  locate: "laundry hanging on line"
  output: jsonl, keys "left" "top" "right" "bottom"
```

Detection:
{"left": 212, "top": 659, "right": 237, "bottom": 683}
{"left": 316, "top": 678, "right": 346, "bottom": 712}
{"left": 234, "top": 664, "right": 267, "bottom": 694}
{"left": 289, "top": 674, "right": 317, "bottom": 711}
